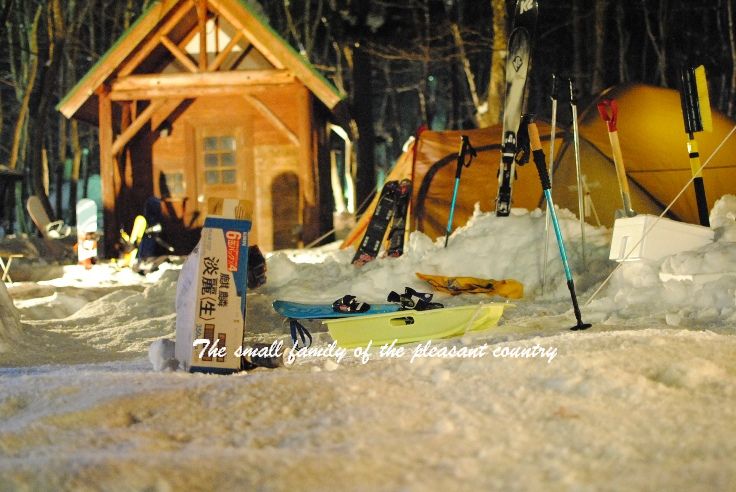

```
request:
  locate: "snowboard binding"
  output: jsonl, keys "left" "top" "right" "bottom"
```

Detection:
{"left": 387, "top": 287, "right": 443, "bottom": 311}
{"left": 332, "top": 295, "right": 370, "bottom": 314}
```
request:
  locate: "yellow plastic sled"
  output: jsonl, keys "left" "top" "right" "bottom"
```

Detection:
{"left": 324, "top": 303, "right": 510, "bottom": 349}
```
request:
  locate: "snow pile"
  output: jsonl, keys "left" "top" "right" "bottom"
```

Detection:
{"left": 0, "top": 281, "right": 22, "bottom": 350}
{"left": 2, "top": 264, "right": 181, "bottom": 366}
{"left": 590, "top": 195, "right": 736, "bottom": 327}
{"left": 1, "top": 201, "right": 736, "bottom": 490}
{"left": 264, "top": 205, "right": 612, "bottom": 304}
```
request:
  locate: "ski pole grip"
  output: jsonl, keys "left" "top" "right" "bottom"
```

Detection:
{"left": 528, "top": 123, "right": 551, "bottom": 191}
{"left": 528, "top": 122, "right": 542, "bottom": 152}
{"left": 597, "top": 99, "right": 618, "bottom": 132}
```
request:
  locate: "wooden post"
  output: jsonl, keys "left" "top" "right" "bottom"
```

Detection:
{"left": 97, "top": 86, "right": 116, "bottom": 257}
{"left": 197, "top": 0, "right": 208, "bottom": 71}
{"left": 298, "top": 86, "right": 315, "bottom": 246}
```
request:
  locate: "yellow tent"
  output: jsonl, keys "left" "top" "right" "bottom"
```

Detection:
{"left": 557, "top": 83, "right": 736, "bottom": 225}
{"left": 342, "top": 84, "right": 736, "bottom": 248}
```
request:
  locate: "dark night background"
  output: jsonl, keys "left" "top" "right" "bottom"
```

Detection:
{"left": 1, "top": 0, "right": 734, "bottom": 232}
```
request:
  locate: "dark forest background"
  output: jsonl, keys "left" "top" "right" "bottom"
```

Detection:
{"left": 1, "top": 0, "right": 735, "bottom": 234}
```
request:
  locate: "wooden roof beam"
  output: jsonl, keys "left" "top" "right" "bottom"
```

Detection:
{"left": 118, "top": 2, "right": 195, "bottom": 78}
{"left": 196, "top": 0, "right": 208, "bottom": 70}
{"left": 208, "top": 30, "right": 244, "bottom": 72}
{"left": 112, "top": 99, "right": 168, "bottom": 155}
{"left": 160, "top": 35, "right": 199, "bottom": 73}
{"left": 243, "top": 94, "right": 299, "bottom": 146}
{"left": 110, "top": 70, "right": 295, "bottom": 100}
{"left": 206, "top": 0, "right": 284, "bottom": 70}
{"left": 209, "top": 0, "right": 342, "bottom": 109}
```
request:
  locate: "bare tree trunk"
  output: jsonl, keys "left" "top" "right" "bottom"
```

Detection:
{"left": 726, "top": 0, "right": 736, "bottom": 116}
{"left": 28, "top": 0, "right": 65, "bottom": 219}
{"left": 616, "top": 2, "right": 629, "bottom": 83}
{"left": 8, "top": 6, "right": 41, "bottom": 171}
{"left": 483, "top": 0, "right": 507, "bottom": 127}
{"left": 413, "top": 0, "right": 431, "bottom": 125}
{"left": 591, "top": 0, "right": 608, "bottom": 95}
{"left": 450, "top": 23, "right": 482, "bottom": 127}
{"left": 351, "top": 44, "right": 375, "bottom": 207}
{"left": 0, "top": 0, "right": 14, "bottom": 32}
{"left": 68, "top": 120, "right": 81, "bottom": 224}
{"left": 641, "top": 0, "right": 668, "bottom": 86}
{"left": 572, "top": 0, "right": 584, "bottom": 91}
{"left": 0, "top": 279, "right": 22, "bottom": 346}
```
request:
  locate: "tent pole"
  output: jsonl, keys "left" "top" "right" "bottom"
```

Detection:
{"left": 569, "top": 78, "right": 586, "bottom": 268}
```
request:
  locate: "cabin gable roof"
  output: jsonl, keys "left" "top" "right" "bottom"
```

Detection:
{"left": 57, "top": 0, "right": 344, "bottom": 122}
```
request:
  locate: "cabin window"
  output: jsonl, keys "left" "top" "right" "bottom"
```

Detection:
{"left": 203, "top": 136, "right": 237, "bottom": 185}
{"left": 161, "top": 171, "right": 185, "bottom": 198}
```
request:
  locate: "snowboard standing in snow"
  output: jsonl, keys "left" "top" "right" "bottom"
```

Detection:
{"left": 352, "top": 181, "right": 399, "bottom": 265}
{"left": 138, "top": 196, "right": 174, "bottom": 260}
{"left": 119, "top": 215, "right": 147, "bottom": 267}
{"left": 386, "top": 179, "right": 412, "bottom": 257}
{"left": 76, "top": 198, "right": 98, "bottom": 268}
{"left": 352, "top": 179, "right": 413, "bottom": 265}
{"left": 495, "top": 0, "right": 538, "bottom": 216}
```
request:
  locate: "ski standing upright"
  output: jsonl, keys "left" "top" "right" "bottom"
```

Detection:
{"left": 495, "top": 0, "right": 539, "bottom": 216}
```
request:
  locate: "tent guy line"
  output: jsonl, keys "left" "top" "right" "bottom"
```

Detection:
{"left": 584, "top": 123, "right": 736, "bottom": 307}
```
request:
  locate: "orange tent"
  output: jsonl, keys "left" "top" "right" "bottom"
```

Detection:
{"left": 342, "top": 84, "right": 736, "bottom": 248}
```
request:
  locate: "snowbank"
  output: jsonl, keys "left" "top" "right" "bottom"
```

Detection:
{"left": 588, "top": 195, "right": 736, "bottom": 327}
{"left": 263, "top": 205, "right": 612, "bottom": 305}
{"left": 0, "top": 281, "right": 22, "bottom": 350}
{"left": 1, "top": 200, "right": 735, "bottom": 490}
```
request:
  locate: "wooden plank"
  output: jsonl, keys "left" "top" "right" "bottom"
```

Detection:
{"left": 112, "top": 99, "right": 168, "bottom": 155}
{"left": 243, "top": 94, "right": 299, "bottom": 146}
{"left": 208, "top": 29, "right": 244, "bottom": 71}
{"left": 120, "top": 102, "right": 133, "bottom": 189}
{"left": 197, "top": 0, "right": 208, "bottom": 70}
{"left": 160, "top": 35, "right": 199, "bottom": 73}
{"left": 112, "top": 84, "right": 273, "bottom": 100}
{"left": 97, "top": 86, "right": 116, "bottom": 255}
{"left": 59, "top": 0, "right": 182, "bottom": 118}
{"left": 297, "top": 88, "right": 315, "bottom": 207}
{"left": 118, "top": 2, "right": 194, "bottom": 78}
{"left": 110, "top": 70, "right": 294, "bottom": 99}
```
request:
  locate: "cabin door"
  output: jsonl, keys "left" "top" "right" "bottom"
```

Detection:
{"left": 193, "top": 125, "right": 254, "bottom": 226}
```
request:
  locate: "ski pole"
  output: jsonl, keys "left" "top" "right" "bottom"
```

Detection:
{"left": 569, "top": 78, "right": 586, "bottom": 268}
{"left": 597, "top": 99, "right": 636, "bottom": 218}
{"left": 679, "top": 64, "right": 712, "bottom": 226}
{"left": 444, "top": 135, "right": 476, "bottom": 247}
{"left": 542, "top": 74, "right": 558, "bottom": 295}
{"left": 529, "top": 120, "right": 591, "bottom": 331}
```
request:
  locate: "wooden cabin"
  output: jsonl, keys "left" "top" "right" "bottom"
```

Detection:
{"left": 57, "top": 0, "right": 348, "bottom": 255}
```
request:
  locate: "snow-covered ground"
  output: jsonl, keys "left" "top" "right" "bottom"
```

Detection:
{"left": 1, "top": 200, "right": 735, "bottom": 490}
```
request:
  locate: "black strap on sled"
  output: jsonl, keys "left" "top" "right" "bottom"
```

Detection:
{"left": 289, "top": 318, "right": 313, "bottom": 349}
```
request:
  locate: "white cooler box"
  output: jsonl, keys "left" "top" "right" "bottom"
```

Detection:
{"left": 609, "top": 214, "right": 714, "bottom": 262}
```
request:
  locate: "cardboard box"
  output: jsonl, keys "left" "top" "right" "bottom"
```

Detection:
{"left": 175, "top": 198, "right": 252, "bottom": 374}
{"left": 609, "top": 214, "right": 714, "bottom": 262}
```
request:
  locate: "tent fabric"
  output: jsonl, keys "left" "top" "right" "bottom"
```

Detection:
{"left": 341, "top": 122, "right": 561, "bottom": 247}
{"left": 568, "top": 83, "right": 736, "bottom": 225}
{"left": 341, "top": 83, "right": 736, "bottom": 249}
